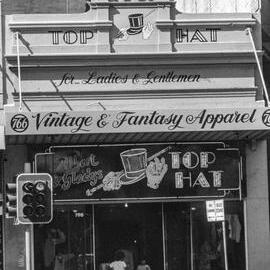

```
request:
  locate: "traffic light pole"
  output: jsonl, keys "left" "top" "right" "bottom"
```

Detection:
{"left": 25, "top": 226, "right": 31, "bottom": 270}
{"left": 15, "top": 172, "right": 53, "bottom": 270}
{"left": 24, "top": 163, "right": 34, "bottom": 270}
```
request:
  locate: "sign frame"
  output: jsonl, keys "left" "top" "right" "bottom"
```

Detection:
{"left": 5, "top": 107, "right": 270, "bottom": 136}
{"left": 34, "top": 142, "right": 242, "bottom": 203}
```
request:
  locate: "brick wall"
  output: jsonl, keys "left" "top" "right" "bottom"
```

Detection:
{"left": 2, "top": 0, "right": 86, "bottom": 14}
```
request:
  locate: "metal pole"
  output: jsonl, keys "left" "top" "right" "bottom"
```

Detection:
{"left": 190, "top": 210, "right": 194, "bottom": 270}
{"left": 16, "top": 31, "right": 23, "bottom": 111}
{"left": 30, "top": 224, "right": 35, "bottom": 270}
{"left": 222, "top": 221, "right": 228, "bottom": 270}
{"left": 25, "top": 227, "right": 31, "bottom": 270}
{"left": 92, "top": 205, "right": 96, "bottom": 270}
{"left": 24, "top": 163, "right": 32, "bottom": 270}
{"left": 243, "top": 200, "right": 249, "bottom": 270}
{"left": 161, "top": 203, "right": 166, "bottom": 270}
{"left": 246, "top": 27, "right": 270, "bottom": 106}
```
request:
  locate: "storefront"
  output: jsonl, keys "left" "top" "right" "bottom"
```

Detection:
{"left": 30, "top": 142, "right": 245, "bottom": 270}
{"left": 1, "top": 1, "right": 270, "bottom": 270}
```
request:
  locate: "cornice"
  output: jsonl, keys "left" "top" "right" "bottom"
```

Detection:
{"left": 12, "top": 87, "right": 257, "bottom": 101}
{"left": 8, "top": 20, "right": 113, "bottom": 30}
{"left": 156, "top": 17, "right": 257, "bottom": 28}
{"left": 88, "top": 0, "right": 175, "bottom": 7}
{"left": 6, "top": 51, "right": 259, "bottom": 68}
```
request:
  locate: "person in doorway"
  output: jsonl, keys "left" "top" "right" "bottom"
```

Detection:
{"left": 198, "top": 241, "right": 216, "bottom": 270}
{"left": 110, "top": 251, "right": 127, "bottom": 270}
{"left": 136, "top": 259, "right": 151, "bottom": 270}
{"left": 118, "top": 248, "right": 134, "bottom": 270}
{"left": 43, "top": 228, "right": 66, "bottom": 270}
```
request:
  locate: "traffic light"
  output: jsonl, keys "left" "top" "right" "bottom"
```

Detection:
{"left": 6, "top": 182, "right": 17, "bottom": 218}
{"left": 17, "top": 173, "right": 53, "bottom": 224}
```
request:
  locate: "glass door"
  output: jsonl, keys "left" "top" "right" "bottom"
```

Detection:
{"left": 164, "top": 202, "right": 191, "bottom": 270}
{"left": 34, "top": 205, "right": 94, "bottom": 270}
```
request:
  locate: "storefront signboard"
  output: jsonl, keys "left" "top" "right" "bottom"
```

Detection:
{"left": 19, "top": 64, "right": 253, "bottom": 93}
{"left": 35, "top": 143, "right": 241, "bottom": 201}
{"left": 6, "top": 12, "right": 253, "bottom": 55}
{"left": 5, "top": 107, "right": 270, "bottom": 135}
{"left": 206, "top": 199, "right": 225, "bottom": 222}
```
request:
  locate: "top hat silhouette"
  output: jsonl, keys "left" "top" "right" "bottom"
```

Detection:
{"left": 127, "top": 13, "right": 144, "bottom": 35}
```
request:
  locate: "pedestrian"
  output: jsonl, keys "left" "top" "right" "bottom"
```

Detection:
{"left": 110, "top": 251, "right": 127, "bottom": 270}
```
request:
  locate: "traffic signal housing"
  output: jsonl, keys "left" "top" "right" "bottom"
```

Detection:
{"left": 6, "top": 182, "right": 17, "bottom": 218}
{"left": 17, "top": 173, "right": 53, "bottom": 224}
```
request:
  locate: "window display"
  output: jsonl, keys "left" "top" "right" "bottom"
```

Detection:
{"left": 34, "top": 201, "right": 245, "bottom": 270}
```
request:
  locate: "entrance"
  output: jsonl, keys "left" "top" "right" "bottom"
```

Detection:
{"left": 95, "top": 204, "right": 163, "bottom": 270}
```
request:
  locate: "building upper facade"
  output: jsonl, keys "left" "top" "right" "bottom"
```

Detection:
{"left": 1, "top": 0, "right": 270, "bottom": 145}
{"left": 2, "top": 0, "right": 263, "bottom": 112}
{"left": 2, "top": 0, "right": 260, "bottom": 14}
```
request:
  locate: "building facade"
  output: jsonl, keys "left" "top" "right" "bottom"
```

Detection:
{"left": 0, "top": 0, "right": 270, "bottom": 270}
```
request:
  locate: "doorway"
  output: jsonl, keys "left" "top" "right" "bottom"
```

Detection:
{"left": 94, "top": 203, "right": 163, "bottom": 270}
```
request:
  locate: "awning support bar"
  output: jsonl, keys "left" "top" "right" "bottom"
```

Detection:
{"left": 246, "top": 27, "right": 270, "bottom": 106}
{"left": 16, "top": 31, "right": 22, "bottom": 112}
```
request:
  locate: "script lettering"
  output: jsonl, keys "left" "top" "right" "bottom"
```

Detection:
{"left": 185, "top": 109, "right": 257, "bottom": 129}
{"left": 112, "top": 111, "right": 183, "bottom": 130}
{"left": 32, "top": 112, "right": 93, "bottom": 133}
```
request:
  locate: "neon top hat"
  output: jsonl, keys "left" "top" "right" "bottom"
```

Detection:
{"left": 127, "top": 14, "right": 144, "bottom": 35}
{"left": 120, "top": 148, "right": 147, "bottom": 184}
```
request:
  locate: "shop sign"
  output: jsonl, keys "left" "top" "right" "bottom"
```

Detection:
{"left": 5, "top": 107, "right": 270, "bottom": 135}
{"left": 176, "top": 28, "right": 220, "bottom": 43}
{"left": 21, "top": 65, "right": 250, "bottom": 92}
{"left": 57, "top": 70, "right": 200, "bottom": 87}
{"left": 116, "top": 13, "right": 154, "bottom": 41}
{"left": 35, "top": 143, "right": 241, "bottom": 201}
{"left": 49, "top": 30, "right": 94, "bottom": 45}
{"left": 206, "top": 200, "right": 225, "bottom": 222}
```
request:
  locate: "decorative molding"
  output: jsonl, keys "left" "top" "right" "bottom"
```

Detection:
{"left": 11, "top": 87, "right": 257, "bottom": 101}
{"left": 156, "top": 18, "right": 257, "bottom": 28}
{"left": 5, "top": 51, "right": 258, "bottom": 67}
{"left": 8, "top": 20, "right": 113, "bottom": 30}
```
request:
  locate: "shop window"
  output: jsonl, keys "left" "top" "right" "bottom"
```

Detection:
{"left": 34, "top": 205, "right": 94, "bottom": 270}
{"left": 34, "top": 201, "right": 245, "bottom": 270}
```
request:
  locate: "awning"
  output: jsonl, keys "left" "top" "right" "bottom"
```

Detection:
{"left": 5, "top": 129, "right": 270, "bottom": 145}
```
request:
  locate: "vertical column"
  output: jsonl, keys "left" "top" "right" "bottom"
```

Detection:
{"left": 95, "top": 4, "right": 111, "bottom": 53}
{"left": 157, "top": 3, "right": 173, "bottom": 52}
{"left": 0, "top": 0, "right": 3, "bottom": 112}
{"left": 4, "top": 145, "right": 29, "bottom": 270}
{"left": 245, "top": 140, "right": 270, "bottom": 270}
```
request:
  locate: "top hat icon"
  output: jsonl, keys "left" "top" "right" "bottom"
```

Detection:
{"left": 127, "top": 13, "right": 144, "bottom": 35}
{"left": 120, "top": 148, "right": 147, "bottom": 184}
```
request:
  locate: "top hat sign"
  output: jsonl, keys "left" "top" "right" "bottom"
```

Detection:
{"left": 120, "top": 148, "right": 147, "bottom": 182}
{"left": 127, "top": 13, "right": 144, "bottom": 35}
